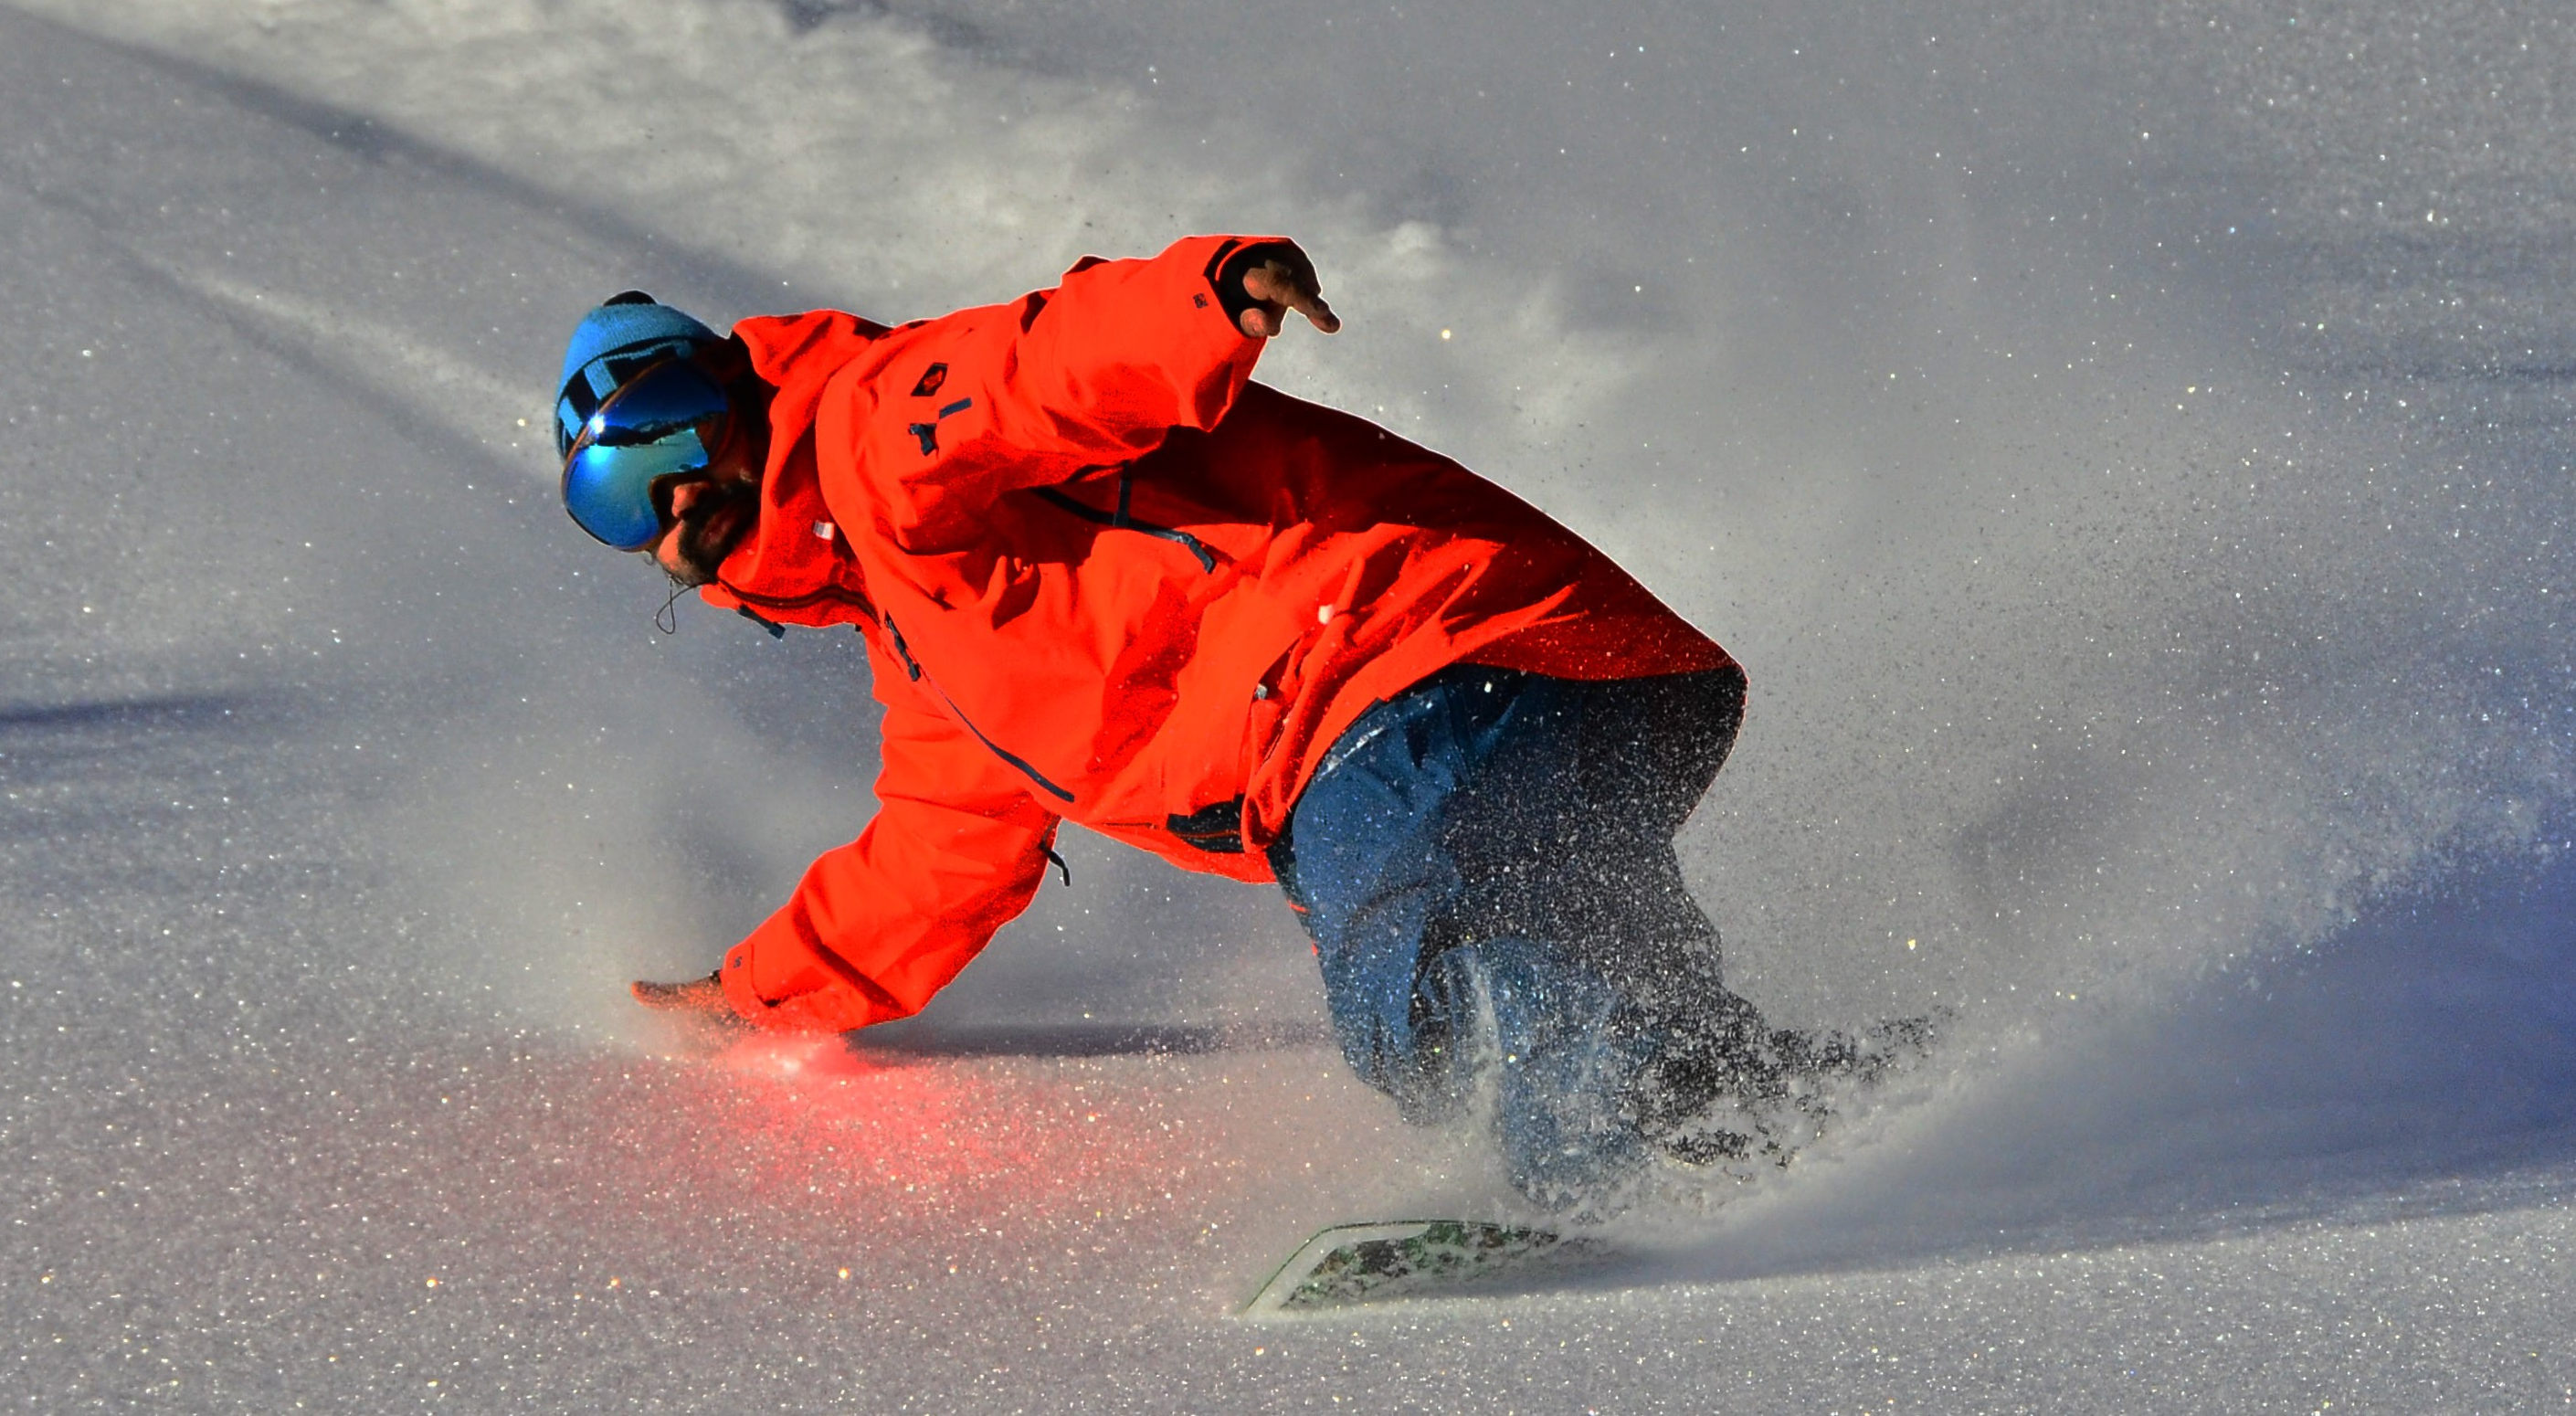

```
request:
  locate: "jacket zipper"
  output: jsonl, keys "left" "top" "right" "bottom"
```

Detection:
{"left": 1031, "top": 471, "right": 1218, "bottom": 573}
{"left": 721, "top": 580, "right": 1077, "bottom": 806}
{"left": 881, "top": 612, "right": 1077, "bottom": 804}
{"left": 724, "top": 582, "right": 876, "bottom": 617}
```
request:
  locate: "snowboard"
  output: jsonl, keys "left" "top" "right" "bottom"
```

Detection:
{"left": 1242, "top": 1220, "right": 1603, "bottom": 1314}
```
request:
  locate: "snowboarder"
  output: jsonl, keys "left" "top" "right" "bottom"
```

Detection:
{"left": 561, "top": 236, "right": 1799, "bottom": 1210}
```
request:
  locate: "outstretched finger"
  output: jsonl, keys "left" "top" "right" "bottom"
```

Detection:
{"left": 1297, "top": 291, "right": 1342, "bottom": 334}
{"left": 1241, "top": 263, "right": 1340, "bottom": 335}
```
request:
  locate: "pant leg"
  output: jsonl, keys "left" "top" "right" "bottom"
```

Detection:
{"left": 1269, "top": 668, "right": 1495, "bottom": 1125}
{"left": 1435, "top": 667, "right": 1751, "bottom": 1203}
{"left": 1273, "top": 664, "right": 1755, "bottom": 1207}
{"left": 1545, "top": 668, "right": 1776, "bottom": 1141}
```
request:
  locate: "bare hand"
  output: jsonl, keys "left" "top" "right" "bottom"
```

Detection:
{"left": 1239, "top": 255, "right": 1342, "bottom": 339}
{"left": 631, "top": 970, "right": 740, "bottom": 1027}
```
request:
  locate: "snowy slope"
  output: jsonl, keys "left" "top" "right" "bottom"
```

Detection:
{"left": 5, "top": 2, "right": 2575, "bottom": 1410}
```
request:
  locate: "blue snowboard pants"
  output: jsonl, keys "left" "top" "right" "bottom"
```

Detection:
{"left": 1268, "top": 662, "right": 1754, "bottom": 1209}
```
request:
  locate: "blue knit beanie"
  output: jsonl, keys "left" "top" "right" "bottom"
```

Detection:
{"left": 554, "top": 291, "right": 723, "bottom": 455}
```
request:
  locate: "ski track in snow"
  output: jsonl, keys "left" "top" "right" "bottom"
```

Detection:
{"left": 5, "top": 1, "right": 2576, "bottom": 1409}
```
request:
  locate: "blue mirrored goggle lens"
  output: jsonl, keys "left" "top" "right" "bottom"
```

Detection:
{"left": 554, "top": 335, "right": 705, "bottom": 460}
{"left": 564, "top": 432, "right": 713, "bottom": 550}
{"left": 557, "top": 359, "right": 733, "bottom": 551}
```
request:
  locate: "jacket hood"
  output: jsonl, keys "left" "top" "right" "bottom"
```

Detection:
{"left": 695, "top": 311, "right": 892, "bottom": 628}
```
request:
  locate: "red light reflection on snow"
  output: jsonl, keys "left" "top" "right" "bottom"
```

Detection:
{"left": 677, "top": 1032, "right": 1221, "bottom": 1224}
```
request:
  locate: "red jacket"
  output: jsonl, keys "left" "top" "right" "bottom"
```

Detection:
{"left": 697, "top": 235, "right": 1734, "bottom": 1031}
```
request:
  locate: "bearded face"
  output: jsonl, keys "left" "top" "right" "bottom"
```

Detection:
{"left": 654, "top": 474, "right": 762, "bottom": 588}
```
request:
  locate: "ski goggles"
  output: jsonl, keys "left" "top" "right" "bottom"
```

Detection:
{"left": 556, "top": 355, "right": 735, "bottom": 551}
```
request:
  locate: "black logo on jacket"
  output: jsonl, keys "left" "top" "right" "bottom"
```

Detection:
{"left": 907, "top": 397, "right": 974, "bottom": 456}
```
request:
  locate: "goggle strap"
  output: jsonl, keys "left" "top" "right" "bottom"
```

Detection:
{"left": 554, "top": 336, "right": 708, "bottom": 451}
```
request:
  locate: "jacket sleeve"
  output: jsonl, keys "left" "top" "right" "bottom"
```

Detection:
{"left": 718, "top": 631, "right": 1061, "bottom": 1032}
{"left": 859, "top": 234, "right": 1283, "bottom": 538}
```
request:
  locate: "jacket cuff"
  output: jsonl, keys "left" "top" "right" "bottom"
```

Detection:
{"left": 719, "top": 910, "right": 847, "bottom": 1032}
{"left": 719, "top": 903, "right": 918, "bottom": 1033}
{"left": 717, "top": 930, "right": 777, "bottom": 1026}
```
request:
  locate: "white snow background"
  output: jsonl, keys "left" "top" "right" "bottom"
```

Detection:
{"left": 5, "top": 0, "right": 2575, "bottom": 1409}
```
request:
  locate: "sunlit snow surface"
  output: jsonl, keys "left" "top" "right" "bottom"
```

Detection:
{"left": 5, "top": 2, "right": 2576, "bottom": 1409}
